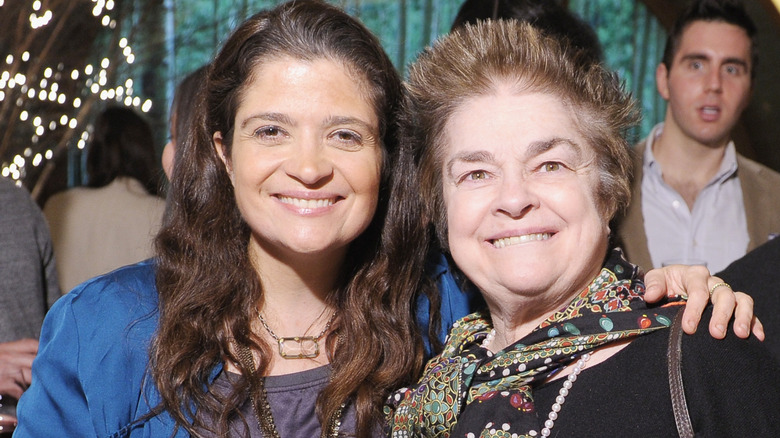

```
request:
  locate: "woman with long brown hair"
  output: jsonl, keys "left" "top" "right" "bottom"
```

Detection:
{"left": 18, "top": 2, "right": 419, "bottom": 436}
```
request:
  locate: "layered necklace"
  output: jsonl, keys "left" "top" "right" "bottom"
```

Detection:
{"left": 235, "top": 309, "right": 343, "bottom": 438}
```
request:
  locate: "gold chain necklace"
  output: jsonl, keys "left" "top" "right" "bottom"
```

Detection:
{"left": 235, "top": 344, "right": 344, "bottom": 438}
{"left": 257, "top": 310, "right": 337, "bottom": 360}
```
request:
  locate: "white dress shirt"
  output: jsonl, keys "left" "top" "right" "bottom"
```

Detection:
{"left": 640, "top": 124, "right": 749, "bottom": 273}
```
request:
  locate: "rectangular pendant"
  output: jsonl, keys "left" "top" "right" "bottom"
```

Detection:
{"left": 277, "top": 336, "right": 320, "bottom": 359}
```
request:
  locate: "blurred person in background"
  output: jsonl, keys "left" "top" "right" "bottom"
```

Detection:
{"left": 43, "top": 106, "right": 165, "bottom": 293}
{"left": 616, "top": 0, "right": 780, "bottom": 273}
{"left": 162, "top": 65, "right": 209, "bottom": 181}
{"left": 450, "top": 0, "right": 603, "bottom": 65}
{"left": 0, "top": 177, "right": 60, "bottom": 429}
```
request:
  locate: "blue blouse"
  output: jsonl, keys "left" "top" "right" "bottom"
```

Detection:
{"left": 15, "top": 255, "right": 474, "bottom": 437}
{"left": 417, "top": 252, "right": 482, "bottom": 355}
{"left": 14, "top": 260, "right": 193, "bottom": 437}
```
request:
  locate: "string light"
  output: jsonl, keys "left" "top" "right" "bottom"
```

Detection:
{"left": 29, "top": 9, "right": 53, "bottom": 29}
{"left": 1, "top": 0, "right": 156, "bottom": 182}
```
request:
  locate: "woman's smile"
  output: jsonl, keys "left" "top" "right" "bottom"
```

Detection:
{"left": 275, "top": 194, "right": 340, "bottom": 211}
{"left": 491, "top": 232, "right": 552, "bottom": 248}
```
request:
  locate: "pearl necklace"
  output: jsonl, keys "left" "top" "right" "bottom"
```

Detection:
{"left": 480, "top": 328, "right": 496, "bottom": 350}
{"left": 538, "top": 352, "right": 590, "bottom": 436}
{"left": 480, "top": 329, "right": 591, "bottom": 437}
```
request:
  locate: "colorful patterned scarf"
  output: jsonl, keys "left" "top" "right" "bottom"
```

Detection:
{"left": 386, "top": 249, "right": 684, "bottom": 437}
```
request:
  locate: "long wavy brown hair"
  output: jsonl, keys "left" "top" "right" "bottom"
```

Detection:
{"left": 152, "top": 1, "right": 431, "bottom": 435}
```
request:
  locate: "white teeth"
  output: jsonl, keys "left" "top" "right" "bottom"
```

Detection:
{"left": 492, "top": 233, "right": 551, "bottom": 248}
{"left": 702, "top": 107, "right": 718, "bottom": 114}
{"left": 278, "top": 196, "right": 334, "bottom": 209}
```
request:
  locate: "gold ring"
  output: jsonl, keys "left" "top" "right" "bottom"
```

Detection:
{"left": 708, "top": 282, "right": 731, "bottom": 297}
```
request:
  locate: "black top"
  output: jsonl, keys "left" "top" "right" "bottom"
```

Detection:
{"left": 532, "top": 307, "right": 780, "bottom": 437}
{"left": 717, "top": 237, "right": 780, "bottom": 362}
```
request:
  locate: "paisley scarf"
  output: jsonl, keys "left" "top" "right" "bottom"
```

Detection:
{"left": 386, "top": 249, "right": 684, "bottom": 437}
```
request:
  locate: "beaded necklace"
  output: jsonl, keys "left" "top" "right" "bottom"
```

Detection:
{"left": 481, "top": 328, "right": 591, "bottom": 437}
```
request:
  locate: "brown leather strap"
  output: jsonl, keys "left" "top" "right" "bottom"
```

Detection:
{"left": 668, "top": 309, "right": 693, "bottom": 438}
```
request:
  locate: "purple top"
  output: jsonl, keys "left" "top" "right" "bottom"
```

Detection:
{"left": 201, "top": 365, "right": 360, "bottom": 437}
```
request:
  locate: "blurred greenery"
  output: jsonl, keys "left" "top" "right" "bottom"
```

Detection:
{"left": 167, "top": 0, "right": 463, "bottom": 82}
{"left": 570, "top": 0, "right": 666, "bottom": 142}
{"left": 166, "top": 0, "right": 665, "bottom": 141}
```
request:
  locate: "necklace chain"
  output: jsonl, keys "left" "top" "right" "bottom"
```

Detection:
{"left": 236, "top": 344, "right": 343, "bottom": 438}
{"left": 257, "top": 309, "right": 337, "bottom": 359}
